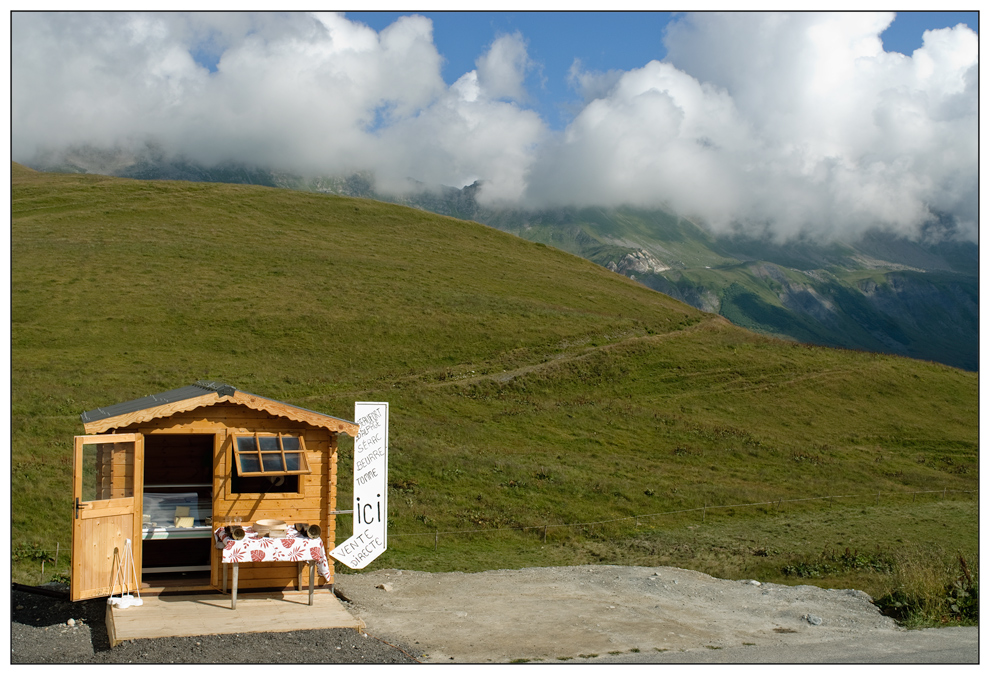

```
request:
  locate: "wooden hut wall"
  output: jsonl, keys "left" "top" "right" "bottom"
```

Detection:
{"left": 115, "top": 402, "right": 339, "bottom": 590}
{"left": 96, "top": 441, "right": 136, "bottom": 499}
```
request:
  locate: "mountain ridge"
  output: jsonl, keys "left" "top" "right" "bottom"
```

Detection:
{"left": 24, "top": 150, "right": 978, "bottom": 370}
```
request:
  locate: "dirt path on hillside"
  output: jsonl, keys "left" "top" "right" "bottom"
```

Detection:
{"left": 416, "top": 317, "right": 724, "bottom": 391}
{"left": 334, "top": 564, "right": 950, "bottom": 664}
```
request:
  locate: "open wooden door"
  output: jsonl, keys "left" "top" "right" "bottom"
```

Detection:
{"left": 71, "top": 433, "right": 144, "bottom": 601}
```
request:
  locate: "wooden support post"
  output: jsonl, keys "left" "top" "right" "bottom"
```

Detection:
{"left": 231, "top": 562, "right": 239, "bottom": 610}
{"left": 703, "top": 504, "right": 706, "bottom": 523}
{"left": 105, "top": 602, "right": 119, "bottom": 648}
{"left": 543, "top": 525, "right": 548, "bottom": 542}
{"left": 434, "top": 531, "right": 438, "bottom": 551}
{"left": 308, "top": 563, "right": 316, "bottom": 606}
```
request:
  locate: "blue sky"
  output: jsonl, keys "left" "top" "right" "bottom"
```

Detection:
{"left": 345, "top": 11, "right": 676, "bottom": 129}
{"left": 12, "top": 11, "right": 979, "bottom": 243}
{"left": 343, "top": 11, "right": 978, "bottom": 130}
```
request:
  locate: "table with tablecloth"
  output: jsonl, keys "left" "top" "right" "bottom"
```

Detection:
{"left": 213, "top": 526, "right": 330, "bottom": 608}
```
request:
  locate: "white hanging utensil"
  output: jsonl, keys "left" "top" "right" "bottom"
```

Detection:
{"left": 108, "top": 538, "right": 143, "bottom": 608}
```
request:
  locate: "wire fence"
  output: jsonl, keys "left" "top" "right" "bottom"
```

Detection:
{"left": 16, "top": 487, "right": 978, "bottom": 579}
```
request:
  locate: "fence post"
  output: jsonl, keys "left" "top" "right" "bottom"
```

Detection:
{"left": 434, "top": 530, "right": 438, "bottom": 551}
{"left": 943, "top": 488, "right": 946, "bottom": 500}
{"left": 543, "top": 525, "right": 548, "bottom": 543}
{"left": 703, "top": 503, "right": 707, "bottom": 523}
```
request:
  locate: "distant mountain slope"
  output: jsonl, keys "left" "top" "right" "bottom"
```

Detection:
{"left": 316, "top": 178, "right": 978, "bottom": 371}
{"left": 369, "top": 187, "right": 979, "bottom": 372}
{"left": 27, "top": 151, "right": 978, "bottom": 370}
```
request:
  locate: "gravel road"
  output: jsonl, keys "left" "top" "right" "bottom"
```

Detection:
{"left": 10, "top": 566, "right": 979, "bottom": 664}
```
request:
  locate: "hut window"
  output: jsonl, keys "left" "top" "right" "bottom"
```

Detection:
{"left": 233, "top": 433, "right": 311, "bottom": 477}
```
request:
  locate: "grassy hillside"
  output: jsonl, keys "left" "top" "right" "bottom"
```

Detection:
{"left": 35, "top": 152, "right": 978, "bottom": 370}
{"left": 11, "top": 164, "right": 978, "bottom": 620}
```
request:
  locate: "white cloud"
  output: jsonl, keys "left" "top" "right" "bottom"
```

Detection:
{"left": 374, "top": 73, "right": 545, "bottom": 202}
{"left": 526, "top": 12, "right": 978, "bottom": 242}
{"left": 12, "top": 11, "right": 545, "bottom": 205}
{"left": 566, "top": 58, "right": 623, "bottom": 101}
{"left": 11, "top": 11, "right": 978, "bottom": 242}
{"left": 475, "top": 32, "right": 533, "bottom": 102}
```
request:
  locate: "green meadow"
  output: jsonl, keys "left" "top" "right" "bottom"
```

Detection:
{"left": 11, "top": 164, "right": 977, "bottom": 625}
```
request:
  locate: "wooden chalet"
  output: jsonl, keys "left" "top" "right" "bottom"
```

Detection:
{"left": 71, "top": 380, "right": 359, "bottom": 602}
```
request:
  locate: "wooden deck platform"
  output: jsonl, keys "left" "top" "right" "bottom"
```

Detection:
{"left": 106, "top": 590, "right": 365, "bottom": 647}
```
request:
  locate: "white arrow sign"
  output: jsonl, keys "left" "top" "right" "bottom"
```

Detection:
{"left": 329, "top": 402, "right": 388, "bottom": 569}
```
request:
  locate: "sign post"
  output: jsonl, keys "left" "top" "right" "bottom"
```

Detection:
{"left": 329, "top": 402, "right": 388, "bottom": 569}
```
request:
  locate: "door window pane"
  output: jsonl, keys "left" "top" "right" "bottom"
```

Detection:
{"left": 81, "top": 442, "right": 134, "bottom": 501}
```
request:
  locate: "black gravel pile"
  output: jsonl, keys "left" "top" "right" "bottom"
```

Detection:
{"left": 11, "top": 584, "right": 419, "bottom": 664}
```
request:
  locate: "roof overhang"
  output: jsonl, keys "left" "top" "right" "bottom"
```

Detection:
{"left": 80, "top": 381, "right": 360, "bottom": 437}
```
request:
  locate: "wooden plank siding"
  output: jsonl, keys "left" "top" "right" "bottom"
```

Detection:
{"left": 112, "top": 402, "right": 341, "bottom": 592}
{"left": 94, "top": 442, "right": 135, "bottom": 499}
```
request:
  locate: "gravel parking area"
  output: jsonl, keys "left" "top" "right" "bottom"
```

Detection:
{"left": 10, "top": 567, "right": 979, "bottom": 664}
{"left": 336, "top": 565, "right": 906, "bottom": 663}
{"left": 10, "top": 584, "right": 419, "bottom": 664}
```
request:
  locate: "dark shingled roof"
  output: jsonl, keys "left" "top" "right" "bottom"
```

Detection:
{"left": 79, "top": 380, "right": 350, "bottom": 427}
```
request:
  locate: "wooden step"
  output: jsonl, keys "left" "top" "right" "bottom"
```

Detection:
{"left": 106, "top": 590, "right": 364, "bottom": 647}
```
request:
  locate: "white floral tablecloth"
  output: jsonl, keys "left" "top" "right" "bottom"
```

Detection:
{"left": 213, "top": 526, "right": 330, "bottom": 579}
